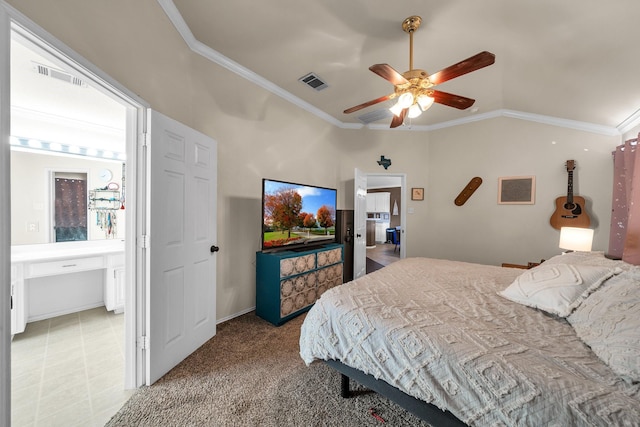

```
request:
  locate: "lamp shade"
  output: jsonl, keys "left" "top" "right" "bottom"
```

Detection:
{"left": 397, "top": 92, "right": 414, "bottom": 108}
{"left": 389, "top": 102, "right": 404, "bottom": 117}
{"left": 417, "top": 95, "right": 434, "bottom": 111}
{"left": 559, "top": 227, "right": 594, "bottom": 251}
{"left": 407, "top": 104, "right": 422, "bottom": 118}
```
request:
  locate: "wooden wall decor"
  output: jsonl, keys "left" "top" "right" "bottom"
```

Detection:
{"left": 455, "top": 177, "right": 483, "bottom": 206}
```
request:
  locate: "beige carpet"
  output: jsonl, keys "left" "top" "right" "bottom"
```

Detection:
{"left": 106, "top": 312, "right": 432, "bottom": 426}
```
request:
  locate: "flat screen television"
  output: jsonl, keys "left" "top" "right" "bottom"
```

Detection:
{"left": 261, "top": 178, "right": 337, "bottom": 252}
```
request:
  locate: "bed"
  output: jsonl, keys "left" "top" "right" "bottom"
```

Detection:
{"left": 299, "top": 252, "right": 640, "bottom": 426}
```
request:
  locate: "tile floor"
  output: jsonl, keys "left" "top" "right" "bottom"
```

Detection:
{"left": 11, "top": 307, "right": 134, "bottom": 427}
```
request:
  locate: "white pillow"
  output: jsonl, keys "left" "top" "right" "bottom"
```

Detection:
{"left": 498, "top": 263, "right": 619, "bottom": 317}
{"left": 568, "top": 269, "right": 640, "bottom": 383}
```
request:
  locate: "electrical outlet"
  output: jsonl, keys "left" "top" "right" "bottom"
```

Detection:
{"left": 27, "top": 222, "right": 39, "bottom": 232}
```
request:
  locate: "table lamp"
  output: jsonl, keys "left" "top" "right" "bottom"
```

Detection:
{"left": 559, "top": 227, "right": 594, "bottom": 252}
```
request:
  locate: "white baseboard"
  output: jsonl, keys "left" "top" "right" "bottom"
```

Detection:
{"left": 28, "top": 302, "right": 105, "bottom": 323}
{"left": 216, "top": 306, "right": 256, "bottom": 325}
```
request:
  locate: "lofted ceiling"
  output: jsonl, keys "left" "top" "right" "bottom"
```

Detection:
{"left": 9, "top": 1, "right": 640, "bottom": 142}
{"left": 166, "top": 0, "right": 640, "bottom": 134}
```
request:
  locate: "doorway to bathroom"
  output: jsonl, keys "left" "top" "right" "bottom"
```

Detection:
{"left": 9, "top": 25, "right": 134, "bottom": 425}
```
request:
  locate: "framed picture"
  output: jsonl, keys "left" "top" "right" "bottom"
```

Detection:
{"left": 411, "top": 187, "right": 424, "bottom": 201}
{"left": 498, "top": 176, "right": 535, "bottom": 204}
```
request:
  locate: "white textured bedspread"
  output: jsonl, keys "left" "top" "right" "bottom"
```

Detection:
{"left": 299, "top": 257, "right": 640, "bottom": 426}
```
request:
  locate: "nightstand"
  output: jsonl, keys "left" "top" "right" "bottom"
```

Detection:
{"left": 501, "top": 260, "right": 544, "bottom": 269}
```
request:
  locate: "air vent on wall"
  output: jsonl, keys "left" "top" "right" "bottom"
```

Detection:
{"left": 298, "top": 72, "right": 328, "bottom": 91}
{"left": 358, "top": 109, "right": 393, "bottom": 125}
{"left": 32, "top": 62, "right": 87, "bottom": 88}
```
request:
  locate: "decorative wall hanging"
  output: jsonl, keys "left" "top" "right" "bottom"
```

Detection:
{"left": 411, "top": 187, "right": 424, "bottom": 201}
{"left": 377, "top": 155, "right": 391, "bottom": 169}
{"left": 498, "top": 176, "right": 535, "bottom": 205}
{"left": 549, "top": 160, "right": 589, "bottom": 230}
{"left": 454, "top": 177, "right": 483, "bottom": 206}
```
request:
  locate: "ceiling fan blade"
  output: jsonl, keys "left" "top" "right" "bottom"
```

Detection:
{"left": 343, "top": 94, "right": 395, "bottom": 114}
{"left": 429, "top": 51, "right": 495, "bottom": 85}
{"left": 431, "top": 90, "right": 476, "bottom": 110}
{"left": 369, "top": 64, "right": 409, "bottom": 86}
{"left": 390, "top": 108, "right": 407, "bottom": 128}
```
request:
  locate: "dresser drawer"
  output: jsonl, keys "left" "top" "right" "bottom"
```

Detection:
{"left": 317, "top": 247, "right": 342, "bottom": 267}
{"left": 279, "top": 253, "right": 315, "bottom": 278}
{"left": 26, "top": 256, "right": 105, "bottom": 278}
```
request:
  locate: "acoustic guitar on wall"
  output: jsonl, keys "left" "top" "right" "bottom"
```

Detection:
{"left": 550, "top": 160, "right": 590, "bottom": 230}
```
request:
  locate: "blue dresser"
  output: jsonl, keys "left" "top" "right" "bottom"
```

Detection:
{"left": 256, "top": 243, "right": 344, "bottom": 326}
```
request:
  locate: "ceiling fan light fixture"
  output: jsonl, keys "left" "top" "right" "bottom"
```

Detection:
{"left": 389, "top": 102, "right": 404, "bottom": 117}
{"left": 398, "top": 92, "right": 414, "bottom": 108}
{"left": 342, "top": 15, "right": 495, "bottom": 129}
{"left": 417, "top": 94, "right": 434, "bottom": 111}
{"left": 407, "top": 103, "right": 422, "bottom": 119}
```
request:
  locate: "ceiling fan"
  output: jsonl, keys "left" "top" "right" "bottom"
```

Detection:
{"left": 344, "top": 15, "right": 495, "bottom": 128}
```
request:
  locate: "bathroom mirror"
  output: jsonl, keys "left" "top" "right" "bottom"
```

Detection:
{"left": 10, "top": 148, "right": 126, "bottom": 245}
{"left": 10, "top": 32, "right": 127, "bottom": 246}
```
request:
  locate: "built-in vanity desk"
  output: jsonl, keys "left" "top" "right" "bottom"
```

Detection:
{"left": 11, "top": 240, "right": 125, "bottom": 335}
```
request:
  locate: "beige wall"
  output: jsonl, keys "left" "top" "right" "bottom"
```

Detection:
{"left": 7, "top": 0, "right": 624, "bottom": 321}
{"left": 423, "top": 118, "right": 619, "bottom": 265}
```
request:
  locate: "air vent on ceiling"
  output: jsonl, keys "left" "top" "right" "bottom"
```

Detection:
{"left": 298, "top": 72, "right": 328, "bottom": 91}
{"left": 358, "top": 109, "right": 393, "bottom": 125}
{"left": 32, "top": 62, "right": 87, "bottom": 88}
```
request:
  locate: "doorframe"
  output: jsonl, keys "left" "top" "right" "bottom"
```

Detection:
{"left": 0, "top": 3, "right": 151, "bottom": 411}
{"left": 367, "top": 172, "right": 407, "bottom": 259}
{"left": 0, "top": 5, "right": 11, "bottom": 427}
{"left": 358, "top": 172, "right": 407, "bottom": 259}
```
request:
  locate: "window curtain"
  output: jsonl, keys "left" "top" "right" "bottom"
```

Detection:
{"left": 608, "top": 135, "right": 640, "bottom": 264}
{"left": 55, "top": 178, "right": 88, "bottom": 242}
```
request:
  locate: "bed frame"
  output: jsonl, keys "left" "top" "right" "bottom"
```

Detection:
{"left": 326, "top": 359, "right": 467, "bottom": 426}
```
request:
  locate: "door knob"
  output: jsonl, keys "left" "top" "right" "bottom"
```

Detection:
{"left": 210, "top": 245, "right": 220, "bottom": 253}
{"left": 356, "top": 234, "right": 362, "bottom": 238}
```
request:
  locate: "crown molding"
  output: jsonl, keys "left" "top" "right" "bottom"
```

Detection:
{"left": 159, "top": 0, "right": 628, "bottom": 137}
{"left": 617, "top": 107, "right": 640, "bottom": 135}
{"left": 501, "top": 110, "right": 620, "bottom": 136}
{"left": 157, "top": 0, "right": 344, "bottom": 128}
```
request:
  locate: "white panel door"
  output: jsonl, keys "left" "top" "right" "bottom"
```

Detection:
{"left": 147, "top": 110, "right": 217, "bottom": 384}
{"left": 353, "top": 168, "right": 367, "bottom": 279}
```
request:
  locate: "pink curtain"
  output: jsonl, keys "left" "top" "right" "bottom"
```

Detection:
{"left": 609, "top": 135, "right": 640, "bottom": 264}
